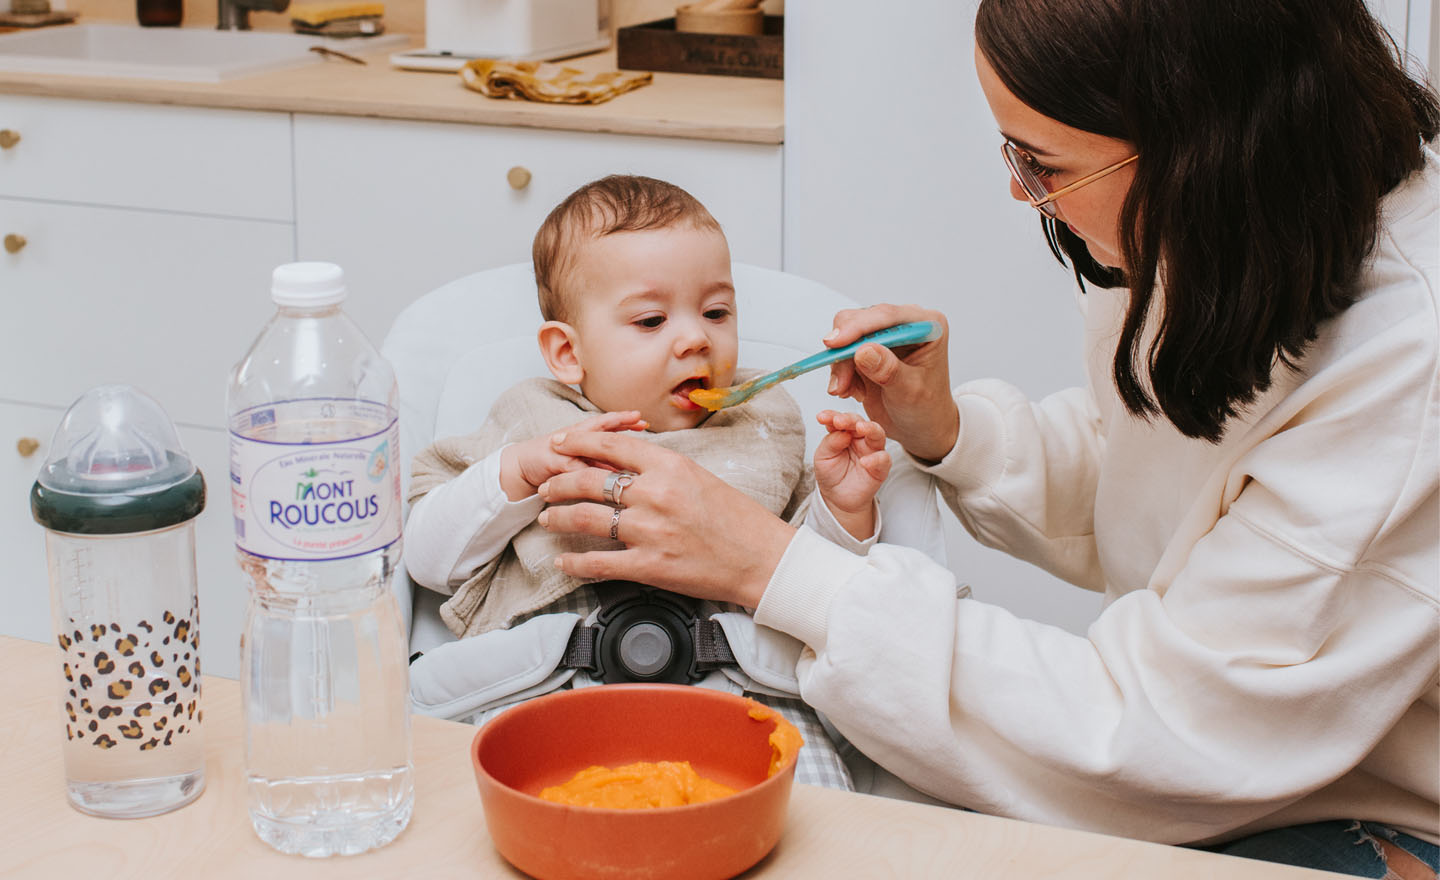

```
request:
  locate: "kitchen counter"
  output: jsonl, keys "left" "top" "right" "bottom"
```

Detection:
{"left": 0, "top": 634, "right": 1343, "bottom": 878}
{"left": 0, "top": 29, "right": 783, "bottom": 144}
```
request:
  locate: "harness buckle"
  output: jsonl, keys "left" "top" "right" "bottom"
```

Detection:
{"left": 561, "top": 582, "right": 736, "bottom": 684}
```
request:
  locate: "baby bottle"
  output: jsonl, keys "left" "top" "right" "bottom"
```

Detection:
{"left": 30, "top": 384, "right": 207, "bottom": 818}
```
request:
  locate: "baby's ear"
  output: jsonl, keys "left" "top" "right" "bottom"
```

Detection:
{"left": 538, "top": 321, "right": 584, "bottom": 384}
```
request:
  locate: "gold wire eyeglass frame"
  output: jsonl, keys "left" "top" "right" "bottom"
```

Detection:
{"left": 1002, "top": 142, "right": 1139, "bottom": 218}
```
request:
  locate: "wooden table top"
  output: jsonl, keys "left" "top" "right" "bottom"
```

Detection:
{"left": 0, "top": 635, "right": 1341, "bottom": 878}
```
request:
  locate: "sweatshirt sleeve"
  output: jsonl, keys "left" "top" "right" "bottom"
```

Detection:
{"left": 918, "top": 381, "right": 1107, "bottom": 590}
{"left": 403, "top": 445, "right": 543, "bottom": 594}
{"left": 756, "top": 513, "right": 1438, "bottom": 844}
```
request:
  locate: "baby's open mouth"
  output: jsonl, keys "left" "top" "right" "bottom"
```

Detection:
{"left": 671, "top": 376, "right": 710, "bottom": 410}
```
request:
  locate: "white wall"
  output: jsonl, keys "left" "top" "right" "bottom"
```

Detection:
{"left": 1370, "top": 0, "right": 1436, "bottom": 79}
{"left": 783, "top": 0, "right": 1102, "bottom": 634}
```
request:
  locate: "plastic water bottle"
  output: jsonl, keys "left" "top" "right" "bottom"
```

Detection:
{"left": 228, "top": 262, "right": 413, "bottom": 857}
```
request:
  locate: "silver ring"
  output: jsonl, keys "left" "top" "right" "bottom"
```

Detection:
{"left": 603, "top": 471, "right": 635, "bottom": 507}
{"left": 609, "top": 506, "right": 622, "bottom": 541}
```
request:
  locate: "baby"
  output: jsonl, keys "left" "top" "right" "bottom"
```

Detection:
{"left": 404, "top": 175, "right": 889, "bottom": 789}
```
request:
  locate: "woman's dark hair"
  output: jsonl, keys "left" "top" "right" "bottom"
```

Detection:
{"left": 976, "top": 0, "right": 1439, "bottom": 441}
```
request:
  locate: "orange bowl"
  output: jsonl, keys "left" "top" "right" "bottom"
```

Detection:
{"left": 470, "top": 684, "right": 798, "bottom": 880}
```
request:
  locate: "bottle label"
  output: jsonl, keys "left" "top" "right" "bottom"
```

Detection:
{"left": 229, "top": 400, "right": 401, "bottom": 561}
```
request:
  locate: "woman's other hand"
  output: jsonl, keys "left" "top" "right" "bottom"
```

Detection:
{"left": 534, "top": 431, "right": 795, "bottom": 608}
{"left": 814, "top": 410, "right": 891, "bottom": 540}
{"left": 498, "top": 410, "right": 646, "bottom": 501}
{"left": 827, "top": 304, "right": 959, "bottom": 462}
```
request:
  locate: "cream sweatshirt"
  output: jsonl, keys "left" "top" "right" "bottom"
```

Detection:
{"left": 756, "top": 151, "right": 1440, "bottom": 845}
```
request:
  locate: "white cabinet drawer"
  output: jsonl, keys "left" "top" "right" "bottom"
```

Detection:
{"left": 294, "top": 113, "right": 783, "bottom": 343}
{"left": 0, "top": 401, "right": 244, "bottom": 680}
{"left": 0, "top": 95, "right": 293, "bottom": 221}
{"left": 0, "top": 196, "right": 293, "bottom": 428}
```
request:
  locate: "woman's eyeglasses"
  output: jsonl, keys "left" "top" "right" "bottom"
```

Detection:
{"left": 1001, "top": 142, "right": 1138, "bottom": 218}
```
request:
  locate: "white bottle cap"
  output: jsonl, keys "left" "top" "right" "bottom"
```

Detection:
{"left": 271, "top": 262, "right": 347, "bottom": 307}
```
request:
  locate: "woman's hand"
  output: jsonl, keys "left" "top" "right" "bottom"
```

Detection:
{"left": 533, "top": 431, "right": 795, "bottom": 608}
{"left": 826, "top": 304, "right": 959, "bottom": 463}
{"left": 498, "top": 411, "right": 646, "bottom": 501}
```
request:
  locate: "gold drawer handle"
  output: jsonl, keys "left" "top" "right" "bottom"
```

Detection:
{"left": 0, "top": 129, "right": 17, "bottom": 150}
{"left": 16, "top": 437, "right": 39, "bottom": 458}
{"left": 507, "top": 166, "right": 532, "bottom": 190}
{"left": 4, "top": 234, "right": 25, "bottom": 254}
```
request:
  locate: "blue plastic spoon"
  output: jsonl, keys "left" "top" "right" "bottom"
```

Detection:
{"left": 688, "top": 320, "right": 943, "bottom": 411}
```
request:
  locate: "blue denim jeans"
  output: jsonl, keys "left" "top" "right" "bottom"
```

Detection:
{"left": 1202, "top": 821, "right": 1439, "bottom": 878}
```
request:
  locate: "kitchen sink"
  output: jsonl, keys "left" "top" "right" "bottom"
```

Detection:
{"left": 0, "top": 24, "right": 406, "bottom": 82}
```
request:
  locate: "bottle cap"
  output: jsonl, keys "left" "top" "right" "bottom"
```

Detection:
{"left": 30, "top": 385, "right": 205, "bottom": 535}
{"left": 271, "top": 261, "right": 347, "bottom": 307}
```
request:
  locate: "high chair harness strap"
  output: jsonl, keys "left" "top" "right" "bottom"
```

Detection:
{"left": 560, "top": 582, "right": 737, "bottom": 685}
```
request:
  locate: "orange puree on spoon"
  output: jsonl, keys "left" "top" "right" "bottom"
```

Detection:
{"left": 538, "top": 699, "right": 803, "bottom": 809}
{"left": 685, "top": 386, "right": 727, "bottom": 411}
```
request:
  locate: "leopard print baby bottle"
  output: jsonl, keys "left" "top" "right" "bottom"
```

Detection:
{"left": 30, "top": 385, "right": 207, "bottom": 818}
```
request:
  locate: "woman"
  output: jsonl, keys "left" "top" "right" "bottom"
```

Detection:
{"left": 532, "top": 0, "right": 1440, "bottom": 873}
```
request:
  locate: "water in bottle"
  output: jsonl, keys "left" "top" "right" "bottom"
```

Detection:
{"left": 228, "top": 262, "right": 413, "bottom": 857}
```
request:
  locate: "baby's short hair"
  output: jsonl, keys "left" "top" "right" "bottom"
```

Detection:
{"left": 533, "top": 175, "right": 723, "bottom": 323}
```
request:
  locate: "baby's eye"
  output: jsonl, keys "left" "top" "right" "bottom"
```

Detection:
{"left": 703, "top": 307, "right": 732, "bottom": 321}
{"left": 635, "top": 315, "right": 666, "bottom": 329}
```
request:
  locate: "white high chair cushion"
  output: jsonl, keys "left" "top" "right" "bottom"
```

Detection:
{"left": 433, "top": 337, "right": 548, "bottom": 441}
{"left": 409, "top": 612, "right": 582, "bottom": 720}
{"left": 383, "top": 263, "right": 543, "bottom": 505}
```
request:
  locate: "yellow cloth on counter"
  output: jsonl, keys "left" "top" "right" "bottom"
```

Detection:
{"left": 288, "top": 0, "right": 383, "bottom": 25}
{"left": 459, "top": 59, "right": 652, "bottom": 105}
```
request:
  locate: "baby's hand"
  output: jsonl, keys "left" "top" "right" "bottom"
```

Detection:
{"left": 813, "top": 410, "right": 891, "bottom": 540}
{"left": 500, "top": 411, "right": 646, "bottom": 501}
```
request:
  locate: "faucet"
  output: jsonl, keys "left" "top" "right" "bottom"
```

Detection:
{"left": 217, "top": 0, "right": 289, "bottom": 30}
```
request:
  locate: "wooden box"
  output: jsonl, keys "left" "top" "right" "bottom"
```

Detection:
{"left": 617, "top": 16, "right": 783, "bottom": 80}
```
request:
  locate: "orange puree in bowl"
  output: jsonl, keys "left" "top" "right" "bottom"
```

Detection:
{"left": 540, "top": 761, "right": 736, "bottom": 809}
{"left": 538, "top": 698, "right": 804, "bottom": 810}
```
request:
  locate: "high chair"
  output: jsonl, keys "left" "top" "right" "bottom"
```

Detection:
{"left": 381, "top": 261, "right": 948, "bottom": 803}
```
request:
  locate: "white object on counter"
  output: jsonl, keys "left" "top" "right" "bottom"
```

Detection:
{"left": 394, "top": 0, "right": 609, "bottom": 71}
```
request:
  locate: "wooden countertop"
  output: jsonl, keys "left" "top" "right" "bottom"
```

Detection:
{"left": 0, "top": 634, "right": 1344, "bottom": 879}
{"left": 0, "top": 29, "right": 784, "bottom": 144}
